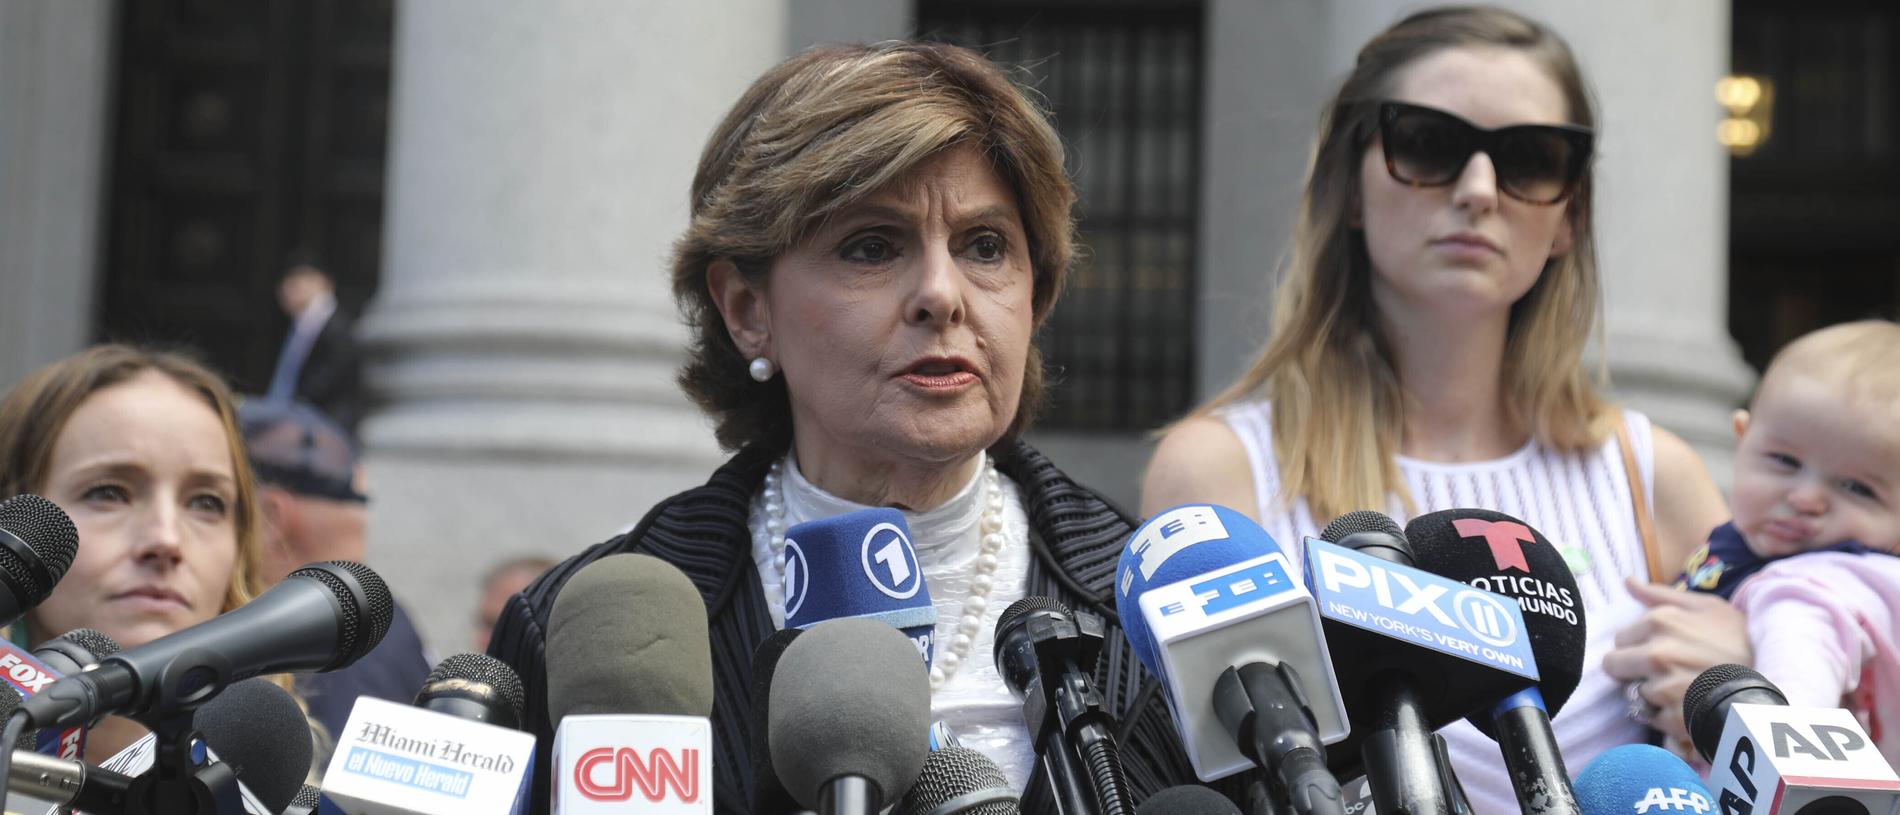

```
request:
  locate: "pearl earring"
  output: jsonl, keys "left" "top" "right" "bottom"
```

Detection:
{"left": 749, "top": 357, "right": 776, "bottom": 382}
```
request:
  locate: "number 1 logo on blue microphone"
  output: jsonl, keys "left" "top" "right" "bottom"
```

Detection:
{"left": 859, "top": 522, "right": 922, "bottom": 600}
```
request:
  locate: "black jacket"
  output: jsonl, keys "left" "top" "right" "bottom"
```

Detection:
{"left": 292, "top": 307, "right": 365, "bottom": 438}
{"left": 487, "top": 439, "right": 1242, "bottom": 812}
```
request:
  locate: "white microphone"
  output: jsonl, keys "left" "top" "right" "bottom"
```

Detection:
{"left": 322, "top": 655, "right": 537, "bottom": 815}
{"left": 1689, "top": 664, "right": 1900, "bottom": 815}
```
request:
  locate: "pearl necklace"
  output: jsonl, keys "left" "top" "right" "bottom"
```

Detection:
{"left": 762, "top": 456, "right": 1007, "bottom": 692}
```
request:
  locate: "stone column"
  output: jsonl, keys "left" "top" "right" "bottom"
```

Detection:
{"left": 362, "top": 0, "right": 785, "bottom": 650}
{"left": 0, "top": 0, "right": 113, "bottom": 389}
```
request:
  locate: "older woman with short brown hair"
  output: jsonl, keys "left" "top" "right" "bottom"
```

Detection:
{"left": 489, "top": 41, "right": 1215, "bottom": 812}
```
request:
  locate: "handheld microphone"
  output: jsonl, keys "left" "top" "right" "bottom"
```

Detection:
{"left": 0, "top": 494, "right": 80, "bottom": 629}
{"left": 1304, "top": 513, "right": 1537, "bottom": 815}
{"left": 414, "top": 652, "right": 525, "bottom": 730}
{"left": 898, "top": 745, "right": 1019, "bottom": 815}
{"left": 325, "top": 654, "right": 537, "bottom": 815}
{"left": 769, "top": 617, "right": 930, "bottom": 815}
{"left": 19, "top": 560, "right": 393, "bottom": 730}
{"left": 284, "top": 783, "right": 322, "bottom": 815}
{"left": 1572, "top": 744, "right": 1713, "bottom": 815}
{"left": 1137, "top": 785, "right": 1244, "bottom": 815}
{"left": 1406, "top": 508, "right": 1586, "bottom": 815}
{"left": 1, "top": 627, "right": 121, "bottom": 760}
{"left": 994, "top": 597, "right": 1127, "bottom": 815}
{"left": 1114, "top": 503, "right": 1348, "bottom": 811}
{"left": 782, "top": 508, "right": 937, "bottom": 669}
{"left": 750, "top": 627, "right": 805, "bottom": 815}
{"left": 1687, "top": 664, "right": 1900, "bottom": 815}
{"left": 32, "top": 627, "right": 121, "bottom": 676}
{"left": 547, "top": 554, "right": 714, "bottom": 814}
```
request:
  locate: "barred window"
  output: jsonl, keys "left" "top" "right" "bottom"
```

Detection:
{"left": 919, "top": 2, "right": 1203, "bottom": 431}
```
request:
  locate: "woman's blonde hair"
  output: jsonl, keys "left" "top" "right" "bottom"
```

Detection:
{"left": 672, "top": 41, "right": 1076, "bottom": 453}
{"left": 1192, "top": 6, "right": 1612, "bottom": 522}
{"left": 0, "top": 344, "right": 273, "bottom": 630}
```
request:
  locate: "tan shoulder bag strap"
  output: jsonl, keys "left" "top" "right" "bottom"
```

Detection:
{"left": 1614, "top": 412, "right": 1667, "bottom": 583}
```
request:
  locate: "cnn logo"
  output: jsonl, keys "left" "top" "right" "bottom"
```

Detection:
{"left": 574, "top": 747, "right": 700, "bottom": 803}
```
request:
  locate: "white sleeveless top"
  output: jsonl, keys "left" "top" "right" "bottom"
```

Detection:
{"left": 1219, "top": 401, "right": 1656, "bottom": 815}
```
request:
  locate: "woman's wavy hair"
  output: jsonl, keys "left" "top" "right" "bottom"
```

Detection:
{"left": 1192, "top": 5, "right": 1611, "bottom": 522}
{"left": 672, "top": 41, "right": 1076, "bottom": 453}
{"left": 0, "top": 345, "right": 272, "bottom": 634}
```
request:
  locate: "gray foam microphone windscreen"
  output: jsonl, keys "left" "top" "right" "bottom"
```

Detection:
{"left": 194, "top": 678, "right": 315, "bottom": 815}
{"left": 769, "top": 617, "right": 931, "bottom": 809}
{"left": 546, "top": 553, "right": 713, "bottom": 721}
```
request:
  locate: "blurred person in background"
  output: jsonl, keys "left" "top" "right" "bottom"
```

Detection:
{"left": 1141, "top": 7, "right": 1747, "bottom": 811}
{"left": 472, "top": 556, "right": 552, "bottom": 652}
{"left": 489, "top": 41, "right": 1219, "bottom": 811}
{"left": 267, "top": 251, "right": 365, "bottom": 440}
{"left": 0, "top": 345, "right": 299, "bottom": 761}
{"left": 241, "top": 399, "right": 430, "bottom": 739}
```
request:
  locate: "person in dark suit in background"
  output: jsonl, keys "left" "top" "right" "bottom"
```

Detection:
{"left": 267, "top": 253, "right": 365, "bottom": 439}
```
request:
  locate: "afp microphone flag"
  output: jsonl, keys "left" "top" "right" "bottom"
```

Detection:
{"left": 783, "top": 508, "right": 936, "bottom": 669}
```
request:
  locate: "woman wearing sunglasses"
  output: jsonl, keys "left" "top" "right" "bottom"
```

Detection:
{"left": 1142, "top": 6, "right": 1744, "bottom": 810}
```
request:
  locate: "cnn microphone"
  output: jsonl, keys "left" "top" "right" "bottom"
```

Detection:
{"left": 898, "top": 745, "right": 1020, "bottom": 815}
{"left": 782, "top": 508, "right": 937, "bottom": 668}
{"left": 1687, "top": 664, "right": 1900, "bottom": 815}
{"left": 18, "top": 560, "right": 393, "bottom": 731}
{"left": 324, "top": 654, "right": 535, "bottom": 814}
{"left": 1115, "top": 504, "right": 1348, "bottom": 813}
{"left": 770, "top": 617, "right": 930, "bottom": 815}
{"left": 1407, "top": 508, "right": 1586, "bottom": 815}
{"left": 1138, "top": 785, "right": 1244, "bottom": 815}
{"left": 547, "top": 554, "right": 714, "bottom": 813}
{"left": 1304, "top": 512, "right": 1537, "bottom": 815}
{"left": 750, "top": 627, "right": 805, "bottom": 815}
{"left": 1572, "top": 745, "right": 1713, "bottom": 815}
{"left": 994, "top": 597, "right": 1127, "bottom": 815}
{"left": 0, "top": 494, "right": 80, "bottom": 630}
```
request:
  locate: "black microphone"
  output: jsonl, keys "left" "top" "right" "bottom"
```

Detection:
{"left": 1407, "top": 508, "right": 1586, "bottom": 815}
{"left": 1139, "top": 785, "right": 1244, "bottom": 815}
{"left": 994, "top": 597, "right": 1128, "bottom": 815}
{"left": 414, "top": 652, "right": 525, "bottom": 730}
{"left": 0, "top": 494, "right": 80, "bottom": 628}
{"left": 18, "top": 560, "right": 392, "bottom": 731}
{"left": 282, "top": 783, "right": 320, "bottom": 815}
{"left": 188, "top": 677, "right": 315, "bottom": 815}
{"left": 751, "top": 627, "right": 806, "bottom": 815}
{"left": 33, "top": 627, "right": 121, "bottom": 676}
{"left": 770, "top": 617, "right": 930, "bottom": 815}
{"left": 1684, "top": 663, "right": 1788, "bottom": 761}
{"left": 899, "top": 745, "right": 1020, "bottom": 815}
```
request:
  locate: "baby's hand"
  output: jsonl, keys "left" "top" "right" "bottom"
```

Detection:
{"left": 1602, "top": 578, "right": 1751, "bottom": 743}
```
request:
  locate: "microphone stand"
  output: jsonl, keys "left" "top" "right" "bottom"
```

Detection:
{"left": 1016, "top": 610, "right": 1129, "bottom": 815}
{"left": 124, "top": 710, "right": 245, "bottom": 815}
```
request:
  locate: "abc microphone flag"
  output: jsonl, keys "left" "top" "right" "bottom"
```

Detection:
{"left": 784, "top": 508, "right": 936, "bottom": 668}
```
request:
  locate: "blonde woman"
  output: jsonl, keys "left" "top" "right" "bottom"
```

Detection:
{"left": 0, "top": 345, "right": 294, "bottom": 761}
{"left": 1142, "top": 7, "right": 1745, "bottom": 812}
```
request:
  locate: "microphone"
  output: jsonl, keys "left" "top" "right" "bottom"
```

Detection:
{"left": 1139, "top": 785, "right": 1243, "bottom": 815}
{"left": 1, "top": 627, "right": 121, "bottom": 760}
{"left": 769, "top": 617, "right": 930, "bottom": 815}
{"left": 324, "top": 653, "right": 537, "bottom": 814}
{"left": 1406, "top": 508, "right": 1586, "bottom": 815}
{"left": 782, "top": 508, "right": 937, "bottom": 669}
{"left": 33, "top": 627, "right": 121, "bottom": 676}
{"left": 1303, "top": 512, "right": 1537, "bottom": 815}
{"left": 1114, "top": 504, "right": 1348, "bottom": 812}
{"left": 284, "top": 783, "right": 322, "bottom": 815}
{"left": 994, "top": 597, "right": 1127, "bottom": 815}
{"left": 546, "top": 554, "right": 714, "bottom": 813}
{"left": 750, "top": 627, "right": 805, "bottom": 815}
{"left": 0, "top": 494, "right": 80, "bottom": 629}
{"left": 1572, "top": 745, "right": 1713, "bottom": 815}
{"left": 898, "top": 745, "right": 1019, "bottom": 815}
{"left": 1687, "top": 664, "right": 1900, "bottom": 815}
{"left": 19, "top": 560, "right": 394, "bottom": 730}
{"left": 414, "top": 652, "right": 525, "bottom": 730}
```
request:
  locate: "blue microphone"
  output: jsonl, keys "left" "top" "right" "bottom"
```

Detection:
{"left": 1573, "top": 744, "right": 1714, "bottom": 815}
{"left": 784, "top": 508, "right": 936, "bottom": 669}
{"left": 1115, "top": 505, "right": 1347, "bottom": 814}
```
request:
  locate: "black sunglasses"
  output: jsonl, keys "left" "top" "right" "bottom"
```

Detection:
{"left": 1375, "top": 101, "right": 1594, "bottom": 205}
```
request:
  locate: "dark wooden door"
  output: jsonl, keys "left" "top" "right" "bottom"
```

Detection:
{"left": 99, "top": 0, "right": 392, "bottom": 393}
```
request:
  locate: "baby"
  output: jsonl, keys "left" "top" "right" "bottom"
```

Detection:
{"left": 1677, "top": 319, "right": 1900, "bottom": 763}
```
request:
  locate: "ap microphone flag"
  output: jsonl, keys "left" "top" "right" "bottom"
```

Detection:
{"left": 784, "top": 508, "right": 936, "bottom": 669}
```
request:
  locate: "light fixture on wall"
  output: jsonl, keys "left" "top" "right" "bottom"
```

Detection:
{"left": 1716, "top": 74, "right": 1772, "bottom": 156}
